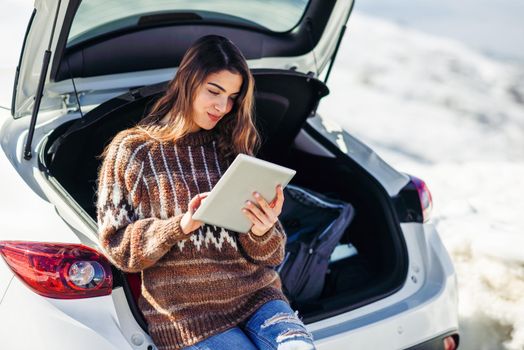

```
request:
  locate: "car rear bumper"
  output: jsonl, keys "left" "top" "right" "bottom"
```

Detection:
{"left": 0, "top": 278, "right": 147, "bottom": 350}
{"left": 310, "top": 223, "right": 459, "bottom": 349}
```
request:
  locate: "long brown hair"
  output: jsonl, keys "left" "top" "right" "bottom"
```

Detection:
{"left": 129, "top": 35, "right": 259, "bottom": 158}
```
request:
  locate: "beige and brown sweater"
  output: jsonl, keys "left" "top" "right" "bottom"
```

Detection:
{"left": 96, "top": 127, "right": 288, "bottom": 350}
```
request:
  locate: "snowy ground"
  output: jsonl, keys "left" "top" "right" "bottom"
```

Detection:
{"left": 1, "top": 3, "right": 524, "bottom": 349}
{"left": 318, "top": 13, "right": 524, "bottom": 350}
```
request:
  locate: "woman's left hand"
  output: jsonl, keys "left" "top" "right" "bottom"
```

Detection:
{"left": 242, "top": 185, "right": 284, "bottom": 236}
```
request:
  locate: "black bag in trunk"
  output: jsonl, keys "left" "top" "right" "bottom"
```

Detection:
{"left": 277, "top": 184, "right": 355, "bottom": 303}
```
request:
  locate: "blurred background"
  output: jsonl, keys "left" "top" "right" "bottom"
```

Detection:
{"left": 1, "top": 1, "right": 523, "bottom": 349}
{"left": 318, "top": 2, "right": 524, "bottom": 350}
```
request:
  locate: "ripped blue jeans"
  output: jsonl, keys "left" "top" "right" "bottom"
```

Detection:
{"left": 182, "top": 300, "right": 316, "bottom": 350}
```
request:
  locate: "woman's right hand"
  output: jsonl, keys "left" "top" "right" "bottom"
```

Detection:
{"left": 180, "top": 192, "right": 210, "bottom": 235}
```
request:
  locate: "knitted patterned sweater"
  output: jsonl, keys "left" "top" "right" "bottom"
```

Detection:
{"left": 96, "top": 127, "right": 288, "bottom": 350}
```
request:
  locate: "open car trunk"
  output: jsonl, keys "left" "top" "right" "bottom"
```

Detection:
{"left": 43, "top": 69, "right": 407, "bottom": 327}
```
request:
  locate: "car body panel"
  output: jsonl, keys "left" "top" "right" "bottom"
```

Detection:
{"left": 0, "top": 109, "right": 98, "bottom": 248}
{"left": 0, "top": 280, "right": 140, "bottom": 349}
{"left": 0, "top": 119, "right": 79, "bottom": 241}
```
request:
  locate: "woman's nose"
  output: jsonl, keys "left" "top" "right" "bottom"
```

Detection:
{"left": 214, "top": 96, "right": 228, "bottom": 113}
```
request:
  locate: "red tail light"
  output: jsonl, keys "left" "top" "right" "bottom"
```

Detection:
{"left": 0, "top": 241, "right": 112, "bottom": 299}
{"left": 409, "top": 175, "right": 433, "bottom": 223}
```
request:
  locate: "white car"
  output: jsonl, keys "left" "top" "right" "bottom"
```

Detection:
{"left": 0, "top": 0, "right": 459, "bottom": 349}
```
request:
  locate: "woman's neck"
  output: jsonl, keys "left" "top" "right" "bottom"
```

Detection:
{"left": 159, "top": 113, "right": 202, "bottom": 133}
{"left": 188, "top": 123, "right": 202, "bottom": 133}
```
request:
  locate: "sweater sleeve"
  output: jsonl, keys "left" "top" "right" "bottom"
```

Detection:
{"left": 237, "top": 219, "right": 286, "bottom": 267}
{"left": 96, "top": 133, "right": 186, "bottom": 272}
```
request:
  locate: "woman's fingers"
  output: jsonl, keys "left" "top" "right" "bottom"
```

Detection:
{"left": 242, "top": 207, "right": 264, "bottom": 226}
{"left": 267, "top": 186, "right": 285, "bottom": 214}
{"left": 245, "top": 199, "right": 270, "bottom": 224}
{"left": 243, "top": 207, "right": 272, "bottom": 235}
{"left": 195, "top": 192, "right": 210, "bottom": 203}
{"left": 243, "top": 186, "right": 287, "bottom": 235}
{"left": 189, "top": 197, "right": 199, "bottom": 213}
{"left": 189, "top": 192, "right": 211, "bottom": 213}
{"left": 254, "top": 193, "right": 277, "bottom": 220}
{"left": 249, "top": 186, "right": 285, "bottom": 218}
{"left": 181, "top": 192, "right": 213, "bottom": 235}
{"left": 272, "top": 185, "right": 285, "bottom": 214}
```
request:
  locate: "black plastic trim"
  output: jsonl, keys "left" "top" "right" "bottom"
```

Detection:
{"left": 393, "top": 177, "right": 424, "bottom": 223}
{"left": 49, "top": 0, "right": 81, "bottom": 83}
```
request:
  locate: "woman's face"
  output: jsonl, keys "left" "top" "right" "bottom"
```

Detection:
{"left": 191, "top": 70, "right": 243, "bottom": 131}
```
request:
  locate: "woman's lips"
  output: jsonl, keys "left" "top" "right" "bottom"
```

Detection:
{"left": 207, "top": 112, "right": 221, "bottom": 122}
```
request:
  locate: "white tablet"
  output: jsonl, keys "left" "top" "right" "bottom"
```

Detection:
{"left": 192, "top": 153, "right": 296, "bottom": 233}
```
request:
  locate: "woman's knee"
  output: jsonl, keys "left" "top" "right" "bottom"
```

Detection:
{"left": 243, "top": 300, "right": 316, "bottom": 350}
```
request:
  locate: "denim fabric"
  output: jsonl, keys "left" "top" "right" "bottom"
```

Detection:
{"left": 181, "top": 300, "right": 316, "bottom": 350}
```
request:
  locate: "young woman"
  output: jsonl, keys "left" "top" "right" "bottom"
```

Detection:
{"left": 96, "top": 35, "right": 316, "bottom": 350}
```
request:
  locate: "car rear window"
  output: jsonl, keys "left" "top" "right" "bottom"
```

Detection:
{"left": 68, "top": 0, "right": 309, "bottom": 47}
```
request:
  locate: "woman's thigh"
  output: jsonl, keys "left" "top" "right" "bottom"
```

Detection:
{"left": 240, "top": 300, "right": 316, "bottom": 350}
{"left": 181, "top": 326, "right": 257, "bottom": 350}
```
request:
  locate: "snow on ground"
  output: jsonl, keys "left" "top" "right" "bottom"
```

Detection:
{"left": 318, "top": 12, "right": 524, "bottom": 350}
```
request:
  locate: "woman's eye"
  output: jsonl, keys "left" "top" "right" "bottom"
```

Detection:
{"left": 208, "top": 90, "right": 219, "bottom": 95}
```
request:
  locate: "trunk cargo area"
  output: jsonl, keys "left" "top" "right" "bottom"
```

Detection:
{"left": 43, "top": 70, "right": 407, "bottom": 326}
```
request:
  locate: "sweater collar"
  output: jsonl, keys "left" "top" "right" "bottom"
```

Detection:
{"left": 175, "top": 128, "right": 218, "bottom": 146}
